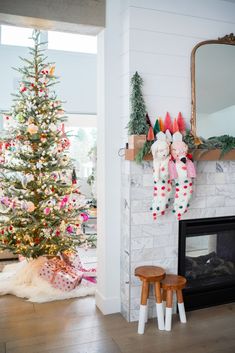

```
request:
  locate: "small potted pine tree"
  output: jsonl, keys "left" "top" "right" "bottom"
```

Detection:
{"left": 127, "top": 72, "right": 148, "bottom": 149}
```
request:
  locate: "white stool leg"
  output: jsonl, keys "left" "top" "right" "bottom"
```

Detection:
{"left": 138, "top": 305, "right": 147, "bottom": 334}
{"left": 165, "top": 289, "right": 173, "bottom": 331}
{"left": 138, "top": 281, "right": 149, "bottom": 334}
{"left": 178, "top": 302, "right": 187, "bottom": 323}
{"left": 145, "top": 299, "right": 149, "bottom": 323}
{"left": 165, "top": 307, "right": 172, "bottom": 331}
{"left": 177, "top": 290, "right": 187, "bottom": 323}
{"left": 154, "top": 282, "right": 165, "bottom": 331}
{"left": 156, "top": 302, "right": 165, "bottom": 330}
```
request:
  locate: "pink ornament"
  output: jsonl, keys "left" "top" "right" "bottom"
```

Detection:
{"left": 44, "top": 207, "right": 51, "bottom": 215}
{"left": 66, "top": 225, "right": 73, "bottom": 234}
{"left": 80, "top": 213, "right": 89, "bottom": 222}
{"left": 60, "top": 196, "right": 69, "bottom": 209}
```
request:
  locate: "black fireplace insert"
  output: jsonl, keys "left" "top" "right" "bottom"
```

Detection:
{"left": 178, "top": 216, "right": 235, "bottom": 311}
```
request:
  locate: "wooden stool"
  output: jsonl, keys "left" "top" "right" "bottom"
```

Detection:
{"left": 135, "top": 266, "right": 166, "bottom": 334}
{"left": 161, "top": 274, "right": 187, "bottom": 331}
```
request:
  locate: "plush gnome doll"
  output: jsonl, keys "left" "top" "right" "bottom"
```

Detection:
{"left": 151, "top": 131, "right": 172, "bottom": 220}
{"left": 169, "top": 132, "right": 196, "bottom": 220}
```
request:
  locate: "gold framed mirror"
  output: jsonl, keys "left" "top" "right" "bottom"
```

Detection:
{"left": 190, "top": 33, "right": 235, "bottom": 141}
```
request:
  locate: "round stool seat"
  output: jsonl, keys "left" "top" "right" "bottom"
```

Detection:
{"left": 161, "top": 274, "right": 186, "bottom": 290}
{"left": 135, "top": 266, "right": 165, "bottom": 282}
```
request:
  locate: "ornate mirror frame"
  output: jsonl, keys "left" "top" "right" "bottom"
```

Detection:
{"left": 190, "top": 33, "right": 235, "bottom": 140}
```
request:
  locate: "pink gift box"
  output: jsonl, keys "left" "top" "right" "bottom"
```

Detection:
{"left": 39, "top": 258, "right": 82, "bottom": 292}
{"left": 61, "top": 251, "right": 82, "bottom": 271}
{"left": 61, "top": 251, "right": 97, "bottom": 278}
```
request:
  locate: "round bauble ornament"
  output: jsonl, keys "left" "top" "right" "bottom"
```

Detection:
{"left": 27, "top": 201, "right": 35, "bottom": 212}
{"left": 28, "top": 117, "right": 34, "bottom": 124}
{"left": 44, "top": 207, "right": 51, "bottom": 215}
{"left": 16, "top": 113, "right": 25, "bottom": 123}
{"left": 27, "top": 124, "right": 38, "bottom": 135}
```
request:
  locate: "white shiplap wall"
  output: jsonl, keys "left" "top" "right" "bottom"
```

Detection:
{"left": 120, "top": 0, "right": 235, "bottom": 140}
{"left": 120, "top": 0, "right": 235, "bottom": 321}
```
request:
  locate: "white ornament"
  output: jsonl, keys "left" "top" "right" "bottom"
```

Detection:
{"left": 49, "top": 123, "right": 57, "bottom": 132}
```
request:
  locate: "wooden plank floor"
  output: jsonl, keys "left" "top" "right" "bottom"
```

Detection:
{"left": 0, "top": 295, "right": 234, "bottom": 353}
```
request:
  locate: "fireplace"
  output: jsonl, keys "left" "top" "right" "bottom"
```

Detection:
{"left": 178, "top": 216, "right": 235, "bottom": 311}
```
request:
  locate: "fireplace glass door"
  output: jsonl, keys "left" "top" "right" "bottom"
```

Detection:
{"left": 179, "top": 217, "right": 235, "bottom": 310}
{"left": 186, "top": 231, "right": 235, "bottom": 288}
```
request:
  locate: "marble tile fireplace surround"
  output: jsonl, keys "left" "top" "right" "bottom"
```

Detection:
{"left": 121, "top": 160, "right": 235, "bottom": 322}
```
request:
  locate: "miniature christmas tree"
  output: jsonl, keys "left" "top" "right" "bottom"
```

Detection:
{"left": 127, "top": 72, "right": 148, "bottom": 135}
{"left": 0, "top": 30, "right": 87, "bottom": 259}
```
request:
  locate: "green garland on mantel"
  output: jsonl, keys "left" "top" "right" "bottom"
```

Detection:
{"left": 135, "top": 140, "right": 153, "bottom": 163}
{"left": 184, "top": 131, "right": 235, "bottom": 157}
{"left": 135, "top": 131, "right": 235, "bottom": 163}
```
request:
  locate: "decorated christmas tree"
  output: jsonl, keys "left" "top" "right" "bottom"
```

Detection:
{"left": 127, "top": 71, "right": 148, "bottom": 135}
{"left": 0, "top": 30, "right": 87, "bottom": 259}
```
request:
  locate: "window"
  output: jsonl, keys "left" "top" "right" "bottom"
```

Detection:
{"left": 48, "top": 31, "right": 97, "bottom": 54}
{"left": 65, "top": 114, "right": 97, "bottom": 179}
{"left": 1, "top": 25, "right": 34, "bottom": 47}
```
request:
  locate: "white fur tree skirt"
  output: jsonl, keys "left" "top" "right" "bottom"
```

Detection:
{"left": 0, "top": 257, "right": 96, "bottom": 303}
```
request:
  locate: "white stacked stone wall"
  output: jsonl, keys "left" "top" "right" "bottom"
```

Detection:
{"left": 121, "top": 160, "right": 235, "bottom": 321}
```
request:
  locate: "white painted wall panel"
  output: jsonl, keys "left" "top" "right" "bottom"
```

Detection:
{"left": 129, "top": 0, "right": 235, "bottom": 23}
{"left": 130, "top": 51, "right": 189, "bottom": 77}
{"left": 144, "top": 96, "right": 191, "bottom": 125}
{"left": 129, "top": 30, "right": 201, "bottom": 56}
{"left": 135, "top": 73, "right": 189, "bottom": 99}
{"left": 130, "top": 7, "right": 235, "bottom": 39}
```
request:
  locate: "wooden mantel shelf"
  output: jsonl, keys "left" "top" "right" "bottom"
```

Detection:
{"left": 191, "top": 149, "right": 235, "bottom": 161}
{"left": 125, "top": 148, "right": 235, "bottom": 161}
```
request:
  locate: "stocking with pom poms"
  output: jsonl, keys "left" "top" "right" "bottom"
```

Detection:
{"left": 169, "top": 132, "right": 196, "bottom": 220}
{"left": 151, "top": 131, "right": 172, "bottom": 220}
